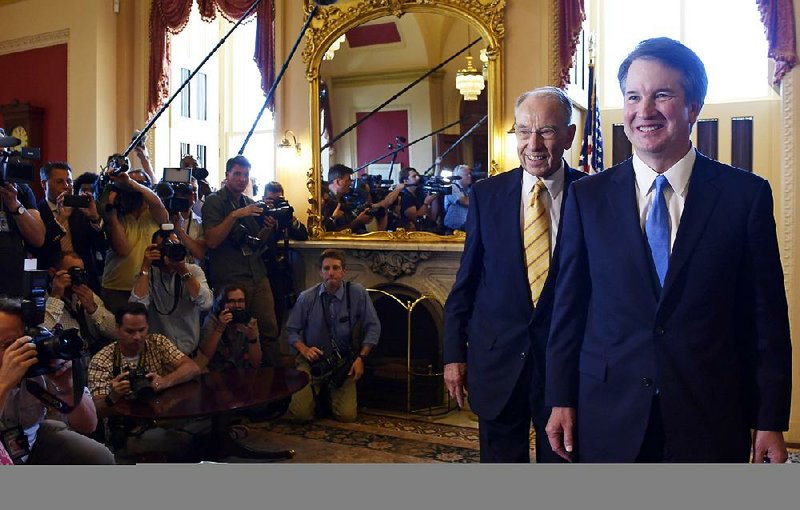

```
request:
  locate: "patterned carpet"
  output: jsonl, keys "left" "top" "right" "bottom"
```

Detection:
{"left": 239, "top": 412, "right": 482, "bottom": 463}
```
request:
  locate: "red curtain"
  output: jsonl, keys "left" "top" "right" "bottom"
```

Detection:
{"left": 757, "top": 0, "right": 798, "bottom": 85}
{"left": 148, "top": 0, "right": 275, "bottom": 117}
{"left": 559, "top": 0, "right": 586, "bottom": 88}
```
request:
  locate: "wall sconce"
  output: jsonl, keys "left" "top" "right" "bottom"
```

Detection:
{"left": 277, "top": 130, "right": 302, "bottom": 156}
{"left": 506, "top": 123, "right": 518, "bottom": 167}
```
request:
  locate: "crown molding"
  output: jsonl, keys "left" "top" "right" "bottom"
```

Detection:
{"left": 0, "top": 29, "right": 70, "bottom": 56}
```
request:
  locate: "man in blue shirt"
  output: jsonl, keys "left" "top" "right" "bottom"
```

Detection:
{"left": 443, "top": 164, "right": 473, "bottom": 232}
{"left": 284, "top": 249, "right": 380, "bottom": 422}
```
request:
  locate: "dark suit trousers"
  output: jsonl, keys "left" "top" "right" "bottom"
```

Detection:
{"left": 478, "top": 357, "right": 562, "bottom": 463}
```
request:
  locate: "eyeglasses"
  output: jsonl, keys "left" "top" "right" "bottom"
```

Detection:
{"left": 226, "top": 299, "right": 246, "bottom": 305}
{"left": 515, "top": 127, "right": 558, "bottom": 140}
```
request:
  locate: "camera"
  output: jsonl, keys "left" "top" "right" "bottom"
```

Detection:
{"left": 260, "top": 197, "right": 294, "bottom": 229}
{"left": 126, "top": 366, "right": 155, "bottom": 399}
{"left": 63, "top": 194, "right": 91, "bottom": 208}
{"left": 358, "top": 174, "right": 392, "bottom": 203}
{"left": 152, "top": 226, "right": 187, "bottom": 267}
{"left": 67, "top": 266, "right": 90, "bottom": 287}
{"left": 0, "top": 147, "right": 41, "bottom": 186}
{"left": 421, "top": 175, "right": 455, "bottom": 195}
{"left": 229, "top": 308, "right": 252, "bottom": 325}
{"left": 310, "top": 350, "right": 353, "bottom": 388}
{"left": 230, "top": 222, "right": 263, "bottom": 252}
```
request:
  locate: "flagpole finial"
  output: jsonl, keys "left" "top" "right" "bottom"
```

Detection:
{"left": 588, "top": 33, "right": 596, "bottom": 66}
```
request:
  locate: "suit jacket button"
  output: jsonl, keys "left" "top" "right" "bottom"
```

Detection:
{"left": 655, "top": 326, "right": 665, "bottom": 335}
{"left": 520, "top": 352, "right": 526, "bottom": 359}
{"left": 641, "top": 378, "right": 653, "bottom": 387}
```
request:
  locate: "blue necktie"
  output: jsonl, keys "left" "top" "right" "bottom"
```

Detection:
{"left": 646, "top": 175, "right": 670, "bottom": 288}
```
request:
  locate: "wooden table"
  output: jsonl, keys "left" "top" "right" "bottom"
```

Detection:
{"left": 112, "top": 367, "right": 308, "bottom": 461}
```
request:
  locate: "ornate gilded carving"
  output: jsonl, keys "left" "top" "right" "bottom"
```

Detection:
{"left": 302, "top": 0, "right": 506, "bottom": 243}
{"left": 352, "top": 249, "right": 432, "bottom": 279}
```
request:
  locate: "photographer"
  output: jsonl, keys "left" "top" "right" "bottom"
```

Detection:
{"left": 284, "top": 249, "right": 379, "bottom": 423}
{"left": 321, "top": 164, "right": 371, "bottom": 233}
{"left": 357, "top": 177, "right": 406, "bottom": 232}
{"left": 199, "top": 285, "right": 261, "bottom": 370}
{"left": 398, "top": 167, "right": 440, "bottom": 231}
{"left": 32, "top": 162, "right": 107, "bottom": 294}
{"left": 262, "top": 181, "right": 308, "bottom": 241}
{"left": 169, "top": 176, "right": 206, "bottom": 266}
{"left": 88, "top": 302, "right": 200, "bottom": 409}
{"left": 203, "top": 155, "right": 280, "bottom": 367}
{"left": 443, "top": 164, "right": 473, "bottom": 232}
{"left": 44, "top": 251, "right": 116, "bottom": 355}
{"left": 0, "top": 296, "right": 114, "bottom": 464}
{"left": 129, "top": 227, "right": 213, "bottom": 356}
{"left": 0, "top": 135, "right": 46, "bottom": 297}
{"left": 99, "top": 162, "right": 169, "bottom": 314}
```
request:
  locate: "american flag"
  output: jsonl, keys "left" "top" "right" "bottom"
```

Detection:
{"left": 578, "top": 62, "right": 604, "bottom": 173}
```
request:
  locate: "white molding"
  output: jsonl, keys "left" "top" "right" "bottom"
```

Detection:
{"left": 0, "top": 29, "right": 69, "bottom": 56}
{"left": 780, "top": 71, "right": 795, "bottom": 311}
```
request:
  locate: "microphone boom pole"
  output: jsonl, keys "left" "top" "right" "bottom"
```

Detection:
{"left": 425, "top": 114, "right": 487, "bottom": 175}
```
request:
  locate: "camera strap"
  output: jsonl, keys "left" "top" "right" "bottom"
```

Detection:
{"left": 150, "top": 270, "right": 182, "bottom": 316}
{"left": 112, "top": 341, "right": 147, "bottom": 378}
{"left": 318, "top": 282, "right": 352, "bottom": 355}
{"left": 25, "top": 356, "right": 87, "bottom": 414}
{"left": 60, "top": 297, "right": 92, "bottom": 344}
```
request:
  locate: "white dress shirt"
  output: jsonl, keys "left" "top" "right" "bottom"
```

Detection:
{"left": 520, "top": 163, "right": 565, "bottom": 256}
{"left": 632, "top": 147, "right": 696, "bottom": 253}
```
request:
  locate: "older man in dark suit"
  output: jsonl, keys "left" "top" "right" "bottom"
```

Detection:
{"left": 545, "top": 38, "right": 792, "bottom": 463}
{"left": 443, "top": 86, "right": 585, "bottom": 463}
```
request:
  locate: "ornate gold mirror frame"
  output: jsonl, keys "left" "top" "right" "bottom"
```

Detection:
{"left": 302, "top": 0, "right": 506, "bottom": 242}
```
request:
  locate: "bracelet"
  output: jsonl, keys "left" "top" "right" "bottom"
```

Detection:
{"left": 139, "top": 269, "right": 149, "bottom": 277}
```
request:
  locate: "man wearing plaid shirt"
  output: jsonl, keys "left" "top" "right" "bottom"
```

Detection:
{"left": 88, "top": 302, "right": 200, "bottom": 409}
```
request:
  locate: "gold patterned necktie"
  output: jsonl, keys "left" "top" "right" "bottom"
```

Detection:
{"left": 524, "top": 180, "right": 550, "bottom": 306}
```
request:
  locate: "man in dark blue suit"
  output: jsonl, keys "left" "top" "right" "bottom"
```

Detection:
{"left": 443, "top": 87, "right": 585, "bottom": 463}
{"left": 545, "top": 38, "right": 792, "bottom": 463}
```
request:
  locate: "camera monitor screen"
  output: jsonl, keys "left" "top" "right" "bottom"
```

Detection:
{"left": 163, "top": 167, "right": 192, "bottom": 183}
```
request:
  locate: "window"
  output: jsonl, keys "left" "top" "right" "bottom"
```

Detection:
{"left": 600, "top": 0, "right": 771, "bottom": 106}
{"left": 180, "top": 68, "right": 191, "bottom": 118}
{"left": 180, "top": 143, "right": 190, "bottom": 158}
{"left": 196, "top": 144, "right": 206, "bottom": 168}
{"left": 197, "top": 72, "right": 207, "bottom": 121}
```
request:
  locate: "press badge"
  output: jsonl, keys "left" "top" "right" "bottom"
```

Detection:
{"left": 0, "top": 211, "right": 10, "bottom": 233}
{"left": 0, "top": 425, "right": 31, "bottom": 463}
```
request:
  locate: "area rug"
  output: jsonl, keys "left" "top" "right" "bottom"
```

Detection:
{"left": 239, "top": 412, "right": 482, "bottom": 463}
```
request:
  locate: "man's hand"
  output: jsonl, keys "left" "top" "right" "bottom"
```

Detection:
{"left": 49, "top": 269, "right": 71, "bottom": 299}
{"left": 77, "top": 191, "right": 101, "bottom": 223}
{"left": 233, "top": 203, "right": 263, "bottom": 219}
{"left": 354, "top": 208, "right": 372, "bottom": 226}
{"left": 217, "top": 308, "right": 234, "bottom": 328}
{"left": 146, "top": 372, "right": 167, "bottom": 393}
{"left": 108, "top": 170, "right": 135, "bottom": 191}
{"left": 443, "top": 362, "right": 467, "bottom": 408}
{"left": 142, "top": 243, "right": 161, "bottom": 269}
{"left": 0, "top": 337, "right": 38, "bottom": 390}
{"left": 349, "top": 356, "right": 365, "bottom": 381}
{"left": 299, "top": 345, "right": 324, "bottom": 363}
{"left": 72, "top": 284, "right": 98, "bottom": 314}
{"left": 109, "top": 371, "right": 131, "bottom": 397}
{"left": 235, "top": 318, "right": 259, "bottom": 341}
{"left": 0, "top": 183, "right": 21, "bottom": 211}
{"left": 545, "top": 407, "right": 577, "bottom": 462}
{"left": 752, "top": 430, "right": 788, "bottom": 464}
{"left": 332, "top": 202, "right": 344, "bottom": 220}
{"left": 55, "top": 191, "right": 73, "bottom": 219}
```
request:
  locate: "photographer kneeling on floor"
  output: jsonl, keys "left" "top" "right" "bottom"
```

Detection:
{"left": 284, "top": 249, "right": 380, "bottom": 423}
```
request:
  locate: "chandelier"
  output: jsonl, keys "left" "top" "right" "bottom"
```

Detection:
{"left": 456, "top": 54, "right": 485, "bottom": 101}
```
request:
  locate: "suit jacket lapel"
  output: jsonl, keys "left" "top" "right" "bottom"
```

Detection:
{"left": 660, "top": 154, "right": 720, "bottom": 300}
{"left": 502, "top": 167, "right": 526, "bottom": 279}
{"left": 607, "top": 161, "right": 661, "bottom": 299}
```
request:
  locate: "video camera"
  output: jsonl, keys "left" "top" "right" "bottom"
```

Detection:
{"left": 421, "top": 175, "right": 459, "bottom": 195}
{"left": 19, "top": 270, "right": 86, "bottom": 379}
{"left": 358, "top": 174, "right": 392, "bottom": 203}
{"left": 0, "top": 147, "right": 41, "bottom": 187}
{"left": 98, "top": 154, "right": 146, "bottom": 216}
{"left": 155, "top": 167, "right": 194, "bottom": 215}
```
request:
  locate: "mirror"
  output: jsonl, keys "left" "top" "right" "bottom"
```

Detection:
{"left": 302, "top": 0, "right": 506, "bottom": 242}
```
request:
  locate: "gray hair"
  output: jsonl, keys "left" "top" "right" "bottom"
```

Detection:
{"left": 514, "top": 86, "right": 573, "bottom": 126}
{"left": 453, "top": 164, "right": 472, "bottom": 177}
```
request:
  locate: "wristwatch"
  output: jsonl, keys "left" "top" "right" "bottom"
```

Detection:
{"left": 12, "top": 204, "right": 26, "bottom": 215}
{"left": 180, "top": 272, "right": 192, "bottom": 281}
